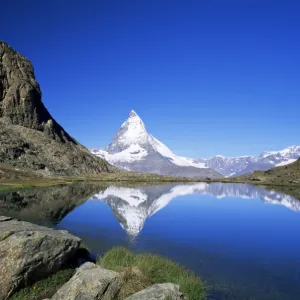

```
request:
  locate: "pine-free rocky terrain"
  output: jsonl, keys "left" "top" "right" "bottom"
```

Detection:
{"left": 0, "top": 41, "right": 115, "bottom": 177}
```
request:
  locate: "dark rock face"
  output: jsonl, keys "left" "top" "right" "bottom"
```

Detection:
{"left": 0, "top": 217, "right": 80, "bottom": 300}
{"left": 0, "top": 41, "right": 72, "bottom": 142}
{"left": 0, "top": 41, "right": 115, "bottom": 176}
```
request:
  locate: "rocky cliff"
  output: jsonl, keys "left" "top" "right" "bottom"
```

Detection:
{"left": 0, "top": 41, "right": 115, "bottom": 176}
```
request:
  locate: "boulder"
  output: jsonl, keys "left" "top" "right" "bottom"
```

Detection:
{"left": 50, "top": 262, "right": 121, "bottom": 300}
{"left": 124, "top": 283, "right": 185, "bottom": 300}
{"left": 0, "top": 217, "right": 80, "bottom": 300}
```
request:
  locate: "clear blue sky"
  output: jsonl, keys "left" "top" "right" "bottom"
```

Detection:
{"left": 1, "top": 0, "right": 299, "bottom": 157}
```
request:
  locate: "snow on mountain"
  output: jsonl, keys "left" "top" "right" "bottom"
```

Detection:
{"left": 91, "top": 110, "right": 220, "bottom": 178}
{"left": 92, "top": 183, "right": 300, "bottom": 237}
{"left": 90, "top": 110, "right": 299, "bottom": 178}
{"left": 92, "top": 144, "right": 148, "bottom": 163}
{"left": 204, "top": 145, "right": 300, "bottom": 177}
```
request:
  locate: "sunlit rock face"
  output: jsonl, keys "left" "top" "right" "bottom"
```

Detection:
{"left": 92, "top": 183, "right": 300, "bottom": 237}
{"left": 0, "top": 41, "right": 114, "bottom": 176}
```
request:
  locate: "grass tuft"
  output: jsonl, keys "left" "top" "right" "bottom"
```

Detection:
{"left": 10, "top": 268, "right": 75, "bottom": 300}
{"left": 97, "top": 247, "right": 206, "bottom": 300}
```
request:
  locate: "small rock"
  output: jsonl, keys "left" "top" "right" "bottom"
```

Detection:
{"left": 125, "top": 283, "right": 185, "bottom": 300}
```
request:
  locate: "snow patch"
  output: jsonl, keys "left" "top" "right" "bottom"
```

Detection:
{"left": 275, "top": 159, "right": 297, "bottom": 167}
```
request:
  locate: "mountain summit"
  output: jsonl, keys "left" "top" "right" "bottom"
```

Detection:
{"left": 91, "top": 110, "right": 221, "bottom": 178}
{"left": 108, "top": 110, "right": 148, "bottom": 152}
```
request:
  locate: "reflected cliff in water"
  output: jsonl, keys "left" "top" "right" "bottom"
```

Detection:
{"left": 0, "top": 184, "right": 106, "bottom": 226}
{"left": 0, "top": 182, "right": 299, "bottom": 235}
{"left": 2, "top": 182, "right": 298, "bottom": 300}
{"left": 92, "top": 183, "right": 300, "bottom": 237}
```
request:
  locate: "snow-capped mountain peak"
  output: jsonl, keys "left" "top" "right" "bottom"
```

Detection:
{"left": 91, "top": 110, "right": 220, "bottom": 178}
{"left": 108, "top": 110, "right": 148, "bottom": 152}
{"left": 91, "top": 110, "right": 300, "bottom": 178}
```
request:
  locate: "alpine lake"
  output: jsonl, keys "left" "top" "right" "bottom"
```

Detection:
{"left": 1, "top": 182, "right": 300, "bottom": 300}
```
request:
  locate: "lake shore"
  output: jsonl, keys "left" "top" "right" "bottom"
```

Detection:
{"left": 1, "top": 216, "right": 204, "bottom": 300}
{"left": 1, "top": 175, "right": 300, "bottom": 192}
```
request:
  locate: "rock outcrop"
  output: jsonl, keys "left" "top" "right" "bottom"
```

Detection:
{"left": 125, "top": 283, "right": 185, "bottom": 300}
{"left": 0, "top": 216, "right": 80, "bottom": 300}
{"left": 0, "top": 41, "right": 116, "bottom": 176}
{"left": 50, "top": 262, "right": 121, "bottom": 300}
{"left": 0, "top": 42, "right": 72, "bottom": 141}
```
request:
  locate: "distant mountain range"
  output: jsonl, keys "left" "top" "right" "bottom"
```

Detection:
{"left": 92, "top": 183, "right": 300, "bottom": 237}
{"left": 194, "top": 145, "right": 300, "bottom": 177}
{"left": 91, "top": 110, "right": 300, "bottom": 177}
{"left": 91, "top": 110, "right": 221, "bottom": 179}
{"left": 232, "top": 157, "right": 300, "bottom": 186}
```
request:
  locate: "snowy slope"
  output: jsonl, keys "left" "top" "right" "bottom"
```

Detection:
{"left": 91, "top": 110, "right": 219, "bottom": 178}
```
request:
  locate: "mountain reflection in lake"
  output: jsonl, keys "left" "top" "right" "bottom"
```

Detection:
{"left": 1, "top": 182, "right": 300, "bottom": 300}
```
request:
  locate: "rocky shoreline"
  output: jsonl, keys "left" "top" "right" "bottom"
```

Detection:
{"left": 0, "top": 216, "right": 187, "bottom": 300}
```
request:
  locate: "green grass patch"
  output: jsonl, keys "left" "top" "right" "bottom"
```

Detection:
{"left": 97, "top": 247, "right": 206, "bottom": 300}
{"left": 10, "top": 268, "right": 75, "bottom": 300}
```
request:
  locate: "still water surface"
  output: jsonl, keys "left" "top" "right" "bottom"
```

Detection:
{"left": 1, "top": 182, "right": 300, "bottom": 299}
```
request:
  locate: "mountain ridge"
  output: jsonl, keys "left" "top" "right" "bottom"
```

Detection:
{"left": 200, "top": 145, "right": 300, "bottom": 177}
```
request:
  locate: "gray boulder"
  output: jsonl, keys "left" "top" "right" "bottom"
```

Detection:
{"left": 125, "top": 283, "right": 185, "bottom": 300}
{"left": 0, "top": 217, "right": 80, "bottom": 300}
{"left": 50, "top": 262, "right": 121, "bottom": 300}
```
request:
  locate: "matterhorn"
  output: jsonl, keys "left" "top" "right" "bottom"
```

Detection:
{"left": 91, "top": 110, "right": 221, "bottom": 178}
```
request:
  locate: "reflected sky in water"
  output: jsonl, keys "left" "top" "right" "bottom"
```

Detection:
{"left": 56, "top": 183, "right": 300, "bottom": 300}
{"left": 1, "top": 182, "right": 300, "bottom": 299}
